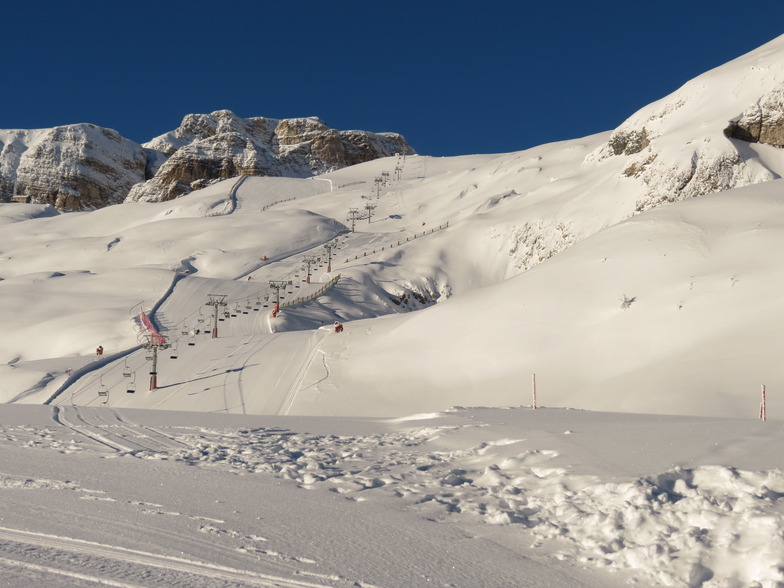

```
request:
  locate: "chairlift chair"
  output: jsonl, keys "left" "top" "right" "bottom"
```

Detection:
{"left": 98, "top": 384, "right": 109, "bottom": 404}
{"left": 170, "top": 341, "right": 179, "bottom": 359}
{"left": 126, "top": 374, "right": 136, "bottom": 394}
{"left": 188, "top": 336, "right": 196, "bottom": 347}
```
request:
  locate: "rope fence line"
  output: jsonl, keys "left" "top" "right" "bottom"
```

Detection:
{"left": 343, "top": 222, "right": 450, "bottom": 263}
{"left": 205, "top": 175, "right": 248, "bottom": 217}
{"left": 280, "top": 274, "right": 341, "bottom": 309}
{"left": 261, "top": 197, "right": 296, "bottom": 211}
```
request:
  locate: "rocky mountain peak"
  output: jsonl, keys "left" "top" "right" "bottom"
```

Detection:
{"left": 126, "top": 111, "right": 414, "bottom": 203}
{"left": 0, "top": 111, "right": 415, "bottom": 210}
{"left": 0, "top": 123, "right": 147, "bottom": 210}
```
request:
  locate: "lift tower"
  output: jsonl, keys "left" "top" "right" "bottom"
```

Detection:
{"left": 323, "top": 241, "right": 337, "bottom": 273}
{"left": 206, "top": 294, "right": 228, "bottom": 338}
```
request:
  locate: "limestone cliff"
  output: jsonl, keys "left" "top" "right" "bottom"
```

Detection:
{"left": 126, "top": 111, "right": 415, "bottom": 202}
{"left": 1, "top": 124, "right": 148, "bottom": 210}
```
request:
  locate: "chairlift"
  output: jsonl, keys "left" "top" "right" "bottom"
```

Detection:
{"left": 197, "top": 317, "right": 206, "bottom": 324}
{"left": 169, "top": 341, "right": 179, "bottom": 359}
{"left": 126, "top": 374, "right": 136, "bottom": 394}
{"left": 145, "top": 354, "right": 154, "bottom": 361}
{"left": 188, "top": 336, "right": 196, "bottom": 347}
{"left": 181, "top": 325, "right": 190, "bottom": 335}
{"left": 122, "top": 359, "right": 132, "bottom": 378}
{"left": 98, "top": 383, "right": 109, "bottom": 404}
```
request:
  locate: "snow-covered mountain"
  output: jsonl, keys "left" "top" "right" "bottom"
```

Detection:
{"left": 0, "top": 111, "right": 414, "bottom": 210}
{"left": 2, "top": 34, "right": 784, "bottom": 588}
{"left": 0, "top": 124, "right": 148, "bottom": 210}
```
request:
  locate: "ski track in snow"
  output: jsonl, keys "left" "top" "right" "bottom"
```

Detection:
{"left": 51, "top": 406, "right": 184, "bottom": 456}
{"left": 0, "top": 525, "right": 331, "bottom": 587}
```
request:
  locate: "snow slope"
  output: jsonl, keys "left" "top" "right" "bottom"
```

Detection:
{"left": 3, "top": 34, "right": 784, "bottom": 587}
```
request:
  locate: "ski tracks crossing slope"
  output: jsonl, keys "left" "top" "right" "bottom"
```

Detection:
{"left": 0, "top": 525, "right": 333, "bottom": 587}
{"left": 51, "top": 406, "right": 187, "bottom": 455}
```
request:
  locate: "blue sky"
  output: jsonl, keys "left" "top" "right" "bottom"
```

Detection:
{"left": 3, "top": 1, "right": 784, "bottom": 157}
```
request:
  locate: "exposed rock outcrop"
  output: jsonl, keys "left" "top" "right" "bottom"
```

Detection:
{"left": 1, "top": 124, "right": 148, "bottom": 210}
{"left": 724, "top": 84, "right": 784, "bottom": 147}
{"left": 126, "top": 111, "right": 415, "bottom": 202}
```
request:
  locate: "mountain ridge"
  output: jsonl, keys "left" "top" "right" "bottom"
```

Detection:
{"left": 0, "top": 110, "right": 414, "bottom": 210}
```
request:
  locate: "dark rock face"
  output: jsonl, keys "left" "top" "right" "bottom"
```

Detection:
{"left": 724, "top": 87, "right": 784, "bottom": 147}
{"left": 608, "top": 128, "right": 650, "bottom": 156}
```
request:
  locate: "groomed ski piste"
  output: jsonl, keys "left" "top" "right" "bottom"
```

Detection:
{"left": 5, "top": 35, "right": 784, "bottom": 587}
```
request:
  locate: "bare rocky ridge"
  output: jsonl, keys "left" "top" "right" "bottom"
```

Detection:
{"left": 0, "top": 111, "right": 415, "bottom": 210}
